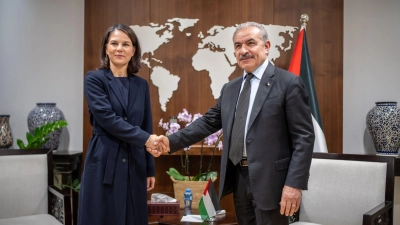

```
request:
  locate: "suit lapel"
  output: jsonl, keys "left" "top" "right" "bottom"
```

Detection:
{"left": 226, "top": 77, "right": 244, "bottom": 140}
{"left": 247, "top": 64, "right": 275, "bottom": 131}
{"left": 105, "top": 70, "right": 128, "bottom": 113}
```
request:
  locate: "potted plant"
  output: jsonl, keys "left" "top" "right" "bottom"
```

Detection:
{"left": 16, "top": 120, "right": 68, "bottom": 149}
{"left": 159, "top": 109, "right": 222, "bottom": 209}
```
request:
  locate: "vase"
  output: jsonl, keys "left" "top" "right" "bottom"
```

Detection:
{"left": 366, "top": 102, "right": 400, "bottom": 155}
{"left": 27, "top": 103, "right": 65, "bottom": 150}
{"left": 170, "top": 176, "right": 217, "bottom": 209}
{"left": 0, "top": 115, "right": 13, "bottom": 149}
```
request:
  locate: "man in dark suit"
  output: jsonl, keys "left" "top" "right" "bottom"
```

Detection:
{"left": 149, "top": 22, "right": 315, "bottom": 225}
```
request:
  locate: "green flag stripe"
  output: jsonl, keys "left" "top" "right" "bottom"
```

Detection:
{"left": 300, "top": 30, "right": 323, "bottom": 129}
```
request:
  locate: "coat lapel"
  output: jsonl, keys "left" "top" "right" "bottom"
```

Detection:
{"left": 127, "top": 75, "right": 139, "bottom": 113}
{"left": 247, "top": 64, "right": 275, "bottom": 131}
{"left": 105, "top": 70, "right": 128, "bottom": 113}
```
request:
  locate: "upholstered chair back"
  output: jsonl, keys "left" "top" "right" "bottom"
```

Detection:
{"left": 0, "top": 153, "right": 49, "bottom": 218}
{"left": 300, "top": 158, "right": 386, "bottom": 225}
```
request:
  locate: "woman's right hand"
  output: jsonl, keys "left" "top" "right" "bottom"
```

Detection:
{"left": 145, "top": 134, "right": 168, "bottom": 157}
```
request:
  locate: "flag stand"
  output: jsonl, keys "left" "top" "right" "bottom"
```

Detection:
{"left": 205, "top": 216, "right": 217, "bottom": 222}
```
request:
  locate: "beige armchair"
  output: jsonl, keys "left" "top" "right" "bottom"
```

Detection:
{"left": 291, "top": 153, "right": 394, "bottom": 225}
{"left": 0, "top": 149, "right": 71, "bottom": 225}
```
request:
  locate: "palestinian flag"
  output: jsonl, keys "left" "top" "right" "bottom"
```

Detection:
{"left": 288, "top": 26, "right": 328, "bottom": 153}
{"left": 198, "top": 179, "right": 221, "bottom": 221}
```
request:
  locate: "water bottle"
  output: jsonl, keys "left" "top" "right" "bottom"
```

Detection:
{"left": 183, "top": 188, "right": 193, "bottom": 216}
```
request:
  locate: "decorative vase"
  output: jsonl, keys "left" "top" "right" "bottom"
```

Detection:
{"left": 170, "top": 176, "right": 217, "bottom": 209}
{"left": 0, "top": 115, "right": 13, "bottom": 149}
{"left": 366, "top": 102, "right": 400, "bottom": 155}
{"left": 27, "top": 103, "right": 65, "bottom": 150}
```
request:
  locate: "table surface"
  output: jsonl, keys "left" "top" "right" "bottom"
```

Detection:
{"left": 53, "top": 150, "right": 82, "bottom": 156}
{"left": 149, "top": 211, "right": 237, "bottom": 225}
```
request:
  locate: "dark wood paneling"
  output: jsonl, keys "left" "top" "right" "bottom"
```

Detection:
{"left": 84, "top": 0, "right": 344, "bottom": 216}
{"left": 83, "top": 0, "right": 151, "bottom": 164}
{"left": 273, "top": 0, "right": 343, "bottom": 154}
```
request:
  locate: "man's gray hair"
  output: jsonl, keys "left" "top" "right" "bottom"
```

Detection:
{"left": 233, "top": 22, "right": 269, "bottom": 42}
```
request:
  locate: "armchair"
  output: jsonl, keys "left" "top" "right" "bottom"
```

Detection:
{"left": 0, "top": 149, "right": 71, "bottom": 225}
{"left": 291, "top": 153, "right": 394, "bottom": 225}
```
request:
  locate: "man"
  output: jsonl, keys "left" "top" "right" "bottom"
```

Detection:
{"left": 149, "top": 22, "right": 315, "bottom": 225}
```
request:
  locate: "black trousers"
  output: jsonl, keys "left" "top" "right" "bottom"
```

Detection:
{"left": 233, "top": 166, "right": 288, "bottom": 225}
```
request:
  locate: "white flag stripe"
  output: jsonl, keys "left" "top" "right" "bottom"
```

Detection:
{"left": 311, "top": 115, "right": 328, "bottom": 153}
{"left": 203, "top": 192, "right": 216, "bottom": 217}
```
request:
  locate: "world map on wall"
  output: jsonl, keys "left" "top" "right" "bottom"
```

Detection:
{"left": 131, "top": 19, "right": 297, "bottom": 112}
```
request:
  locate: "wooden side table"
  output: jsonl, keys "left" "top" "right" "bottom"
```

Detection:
{"left": 150, "top": 211, "right": 237, "bottom": 225}
{"left": 53, "top": 150, "right": 82, "bottom": 225}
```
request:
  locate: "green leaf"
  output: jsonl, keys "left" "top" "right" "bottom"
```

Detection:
{"left": 26, "top": 132, "right": 33, "bottom": 143}
{"left": 67, "top": 175, "right": 72, "bottom": 185}
{"left": 16, "top": 139, "right": 26, "bottom": 149}
{"left": 192, "top": 171, "right": 217, "bottom": 181}
{"left": 206, "top": 171, "right": 218, "bottom": 180}
{"left": 18, "top": 120, "right": 68, "bottom": 149}
{"left": 72, "top": 179, "right": 80, "bottom": 187}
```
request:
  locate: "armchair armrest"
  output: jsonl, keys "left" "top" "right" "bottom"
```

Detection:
{"left": 48, "top": 185, "right": 72, "bottom": 225}
{"left": 288, "top": 210, "right": 299, "bottom": 224}
{"left": 363, "top": 201, "right": 393, "bottom": 225}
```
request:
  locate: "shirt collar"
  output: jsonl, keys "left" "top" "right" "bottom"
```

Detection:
{"left": 242, "top": 59, "right": 269, "bottom": 81}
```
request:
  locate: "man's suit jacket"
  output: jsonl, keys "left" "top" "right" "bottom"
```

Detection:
{"left": 168, "top": 63, "right": 315, "bottom": 210}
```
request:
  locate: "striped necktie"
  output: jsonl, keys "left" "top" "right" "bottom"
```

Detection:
{"left": 229, "top": 73, "right": 254, "bottom": 165}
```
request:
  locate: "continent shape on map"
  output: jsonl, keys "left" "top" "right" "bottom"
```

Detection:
{"left": 192, "top": 24, "right": 297, "bottom": 99}
{"left": 130, "top": 18, "right": 199, "bottom": 112}
{"left": 131, "top": 20, "right": 297, "bottom": 111}
{"left": 150, "top": 66, "right": 181, "bottom": 112}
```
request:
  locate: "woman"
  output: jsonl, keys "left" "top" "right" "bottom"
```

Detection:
{"left": 78, "top": 24, "right": 161, "bottom": 225}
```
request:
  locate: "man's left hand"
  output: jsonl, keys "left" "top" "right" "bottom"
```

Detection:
{"left": 279, "top": 185, "right": 302, "bottom": 216}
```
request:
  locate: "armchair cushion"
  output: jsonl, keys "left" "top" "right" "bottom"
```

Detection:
{"left": 0, "top": 214, "right": 60, "bottom": 225}
{"left": 291, "top": 222, "right": 320, "bottom": 225}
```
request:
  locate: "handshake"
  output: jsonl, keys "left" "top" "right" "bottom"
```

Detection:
{"left": 144, "top": 134, "right": 170, "bottom": 157}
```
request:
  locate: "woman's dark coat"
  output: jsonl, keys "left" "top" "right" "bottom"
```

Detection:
{"left": 78, "top": 69, "right": 154, "bottom": 225}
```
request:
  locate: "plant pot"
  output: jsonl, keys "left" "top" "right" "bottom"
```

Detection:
{"left": 366, "top": 101, "right": 400, "bottom": 155}
{"left": 170, "top": 176, "right": 217, "bottom": 209}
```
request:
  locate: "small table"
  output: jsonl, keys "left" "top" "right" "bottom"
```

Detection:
{"left": 149, "top": 211, "right": 237, "bottom": 225}
{"left": 53, "top": 150, "right": 82, "bottom": 225}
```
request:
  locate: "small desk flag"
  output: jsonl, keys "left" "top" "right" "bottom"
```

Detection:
{"left": 198, "top": 178, "right": 221, "bottom": 221}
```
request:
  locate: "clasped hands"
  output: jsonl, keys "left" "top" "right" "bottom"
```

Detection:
{"left": 145, "top": 134, "right": 170, "bottom": 157}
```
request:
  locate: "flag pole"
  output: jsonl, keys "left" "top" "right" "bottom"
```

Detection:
{"left": 289, "top": 14, "right": 328, "bottom": 153}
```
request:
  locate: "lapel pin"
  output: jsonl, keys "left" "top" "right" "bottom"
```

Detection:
{"left": 267, "top": 83, "right": 270, "bottom": 86}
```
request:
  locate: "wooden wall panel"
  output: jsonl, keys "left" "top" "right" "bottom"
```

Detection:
{"left": 84, "top": 0, "right": 343, "bottom": 216}
{"left": 273, "top": 0, "right": 344, "bottom": 154}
